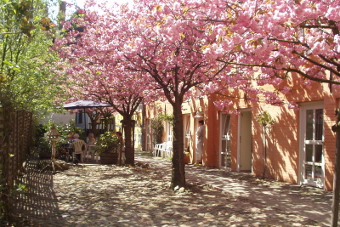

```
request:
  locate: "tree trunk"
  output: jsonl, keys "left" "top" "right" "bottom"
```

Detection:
{"left": 121, "top": 116, "right": 135, "bottom": 165}
{"left": 90, "top": 120, "right": 98, "bottom": 136}
{"left": 87, "top": 110, "right": 100, "bottom": 136}
{"left": 331, "top": 109, "right": 340, "bottom": 226}
{"left": 170, "top": 102, "right": 186, "bottom": 189}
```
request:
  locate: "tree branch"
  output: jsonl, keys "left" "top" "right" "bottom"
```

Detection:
{"left": 217, "top": 59, "right": 340, "bottom": 85}
{"left": 293, "top": 50, "right": 340, "bottom": 77}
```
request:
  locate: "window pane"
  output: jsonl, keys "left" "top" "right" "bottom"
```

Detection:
{"left": 315, "top": 166, "right": 322, "bottom": 181}
{"left": 226, "top": 140, "right": 231, "bottom": 152}
{"left": 306, "top": 109, "right": 314, "bottom": 140}
{"left": 222, "top": 114, "right": 226, "bottom": 136}
{"left": 223, "top": 115, "right": 231, "bottom": 135}
{"left": 221, "top": 154, "right": 226, "bottom": 167}
{"left": 222, "top": 140, "right": 227, "bottom": 153}
{"left": 305, "top": 144, "right": 313, "bottom": 162}
{"left": 305, "top": 165, "right": 313, "bottom": 180}
{"left": 315, "top": 109, "right": 323, "bottom": 140}
{"left": 78, "top": 112, "right": 83, "bottom": 124}
{"left": 226, "top": 155, "right": 231, "bottom": 168}
{"left": 315, "top": 145, "right": 323, "bottom": 163}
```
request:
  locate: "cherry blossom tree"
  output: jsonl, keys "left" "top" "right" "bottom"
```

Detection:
{"left": 62, "top": 0, "right": 283, "bottom": 188}
{"left": 54, "top": 3, "right": 159, "bottom": 165}
{"left": 200, "top": 0, "right": 340, "bottom": 104}
{"left": 54, "top": 0, "right": 295, "bottom": 190}
{"left": 55, "top": 0, "right": 340, "bottom": 223}
{"left": 114, "top": 0, "right": 235, "bottom": 189}
{"left": 55, "top": 0, "right": 228, "bottom": 188}
{"left": 202, "top": 0, "right": 340, "bottom": 225}
{"left": 119, "top": 0, "right": 290, "bottom": 189}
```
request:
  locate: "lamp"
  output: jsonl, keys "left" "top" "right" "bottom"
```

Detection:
{"left": 194, "top": 111, "right": 203, "bottom": 118}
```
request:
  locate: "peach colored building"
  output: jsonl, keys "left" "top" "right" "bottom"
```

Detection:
{"left": 143, "top": 77, "right": 339, "bottom": 191}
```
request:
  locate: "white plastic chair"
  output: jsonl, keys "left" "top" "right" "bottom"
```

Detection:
{"left": 71, "top": 139, "right": 87, "bottom": 162}
{"left": 153, "top": 144, "right": 161, "bottom": 156}
{"left": 158, "top": 142, "right": 167, "bottom": 157}
{"left": 165, "top": 141, "right": 173, "bottom": 158}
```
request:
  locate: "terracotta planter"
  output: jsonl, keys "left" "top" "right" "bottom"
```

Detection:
{"left": 184, "top": 155, "right": 190, "bottom": 164}
{"left": 100, "top": 153, "right": 118, "bottom": 164}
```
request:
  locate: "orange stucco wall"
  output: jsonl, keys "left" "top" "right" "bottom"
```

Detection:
{"left": 144, "top": 75, "right": 340, "bottom": 191}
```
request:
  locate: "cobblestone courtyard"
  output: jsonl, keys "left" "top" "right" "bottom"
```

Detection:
{"left": 7, "top": 152, "right": 333, "bottom": 226}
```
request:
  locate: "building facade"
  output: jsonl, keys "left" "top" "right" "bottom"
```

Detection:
{"left": 144, "top": 76, "right": 340, "bottom": 191}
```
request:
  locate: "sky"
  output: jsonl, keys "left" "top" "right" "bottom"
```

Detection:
{"left": 71, "top": 0, "right": 132, "bottom": 8}
{"left": 49, "top": 0, "right": 133, "bottom": 22}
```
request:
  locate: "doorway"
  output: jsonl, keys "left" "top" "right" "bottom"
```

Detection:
{"left": 220, "top": 112, "right": 231, "bottom": 169}
{"left": 145, "top": 119, "right": 152, "bottom": 152}
{"left": 238, "top": 110, "right": 252, "bottom": 172}
{"left": 183, "top": 114, "right": 191, "bottom": 153}
{"left": 194, "top": 115, "right": 204, "bottom": 163}
{"left": 299, "top": 102, "right": 324, "bottom": 188}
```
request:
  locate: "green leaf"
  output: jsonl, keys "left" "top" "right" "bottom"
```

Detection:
{"left": 2, "top": 60, "right": 14, "bottom": 66}
{"left": 15, "top": 183, "right": 27, "bottom": 192}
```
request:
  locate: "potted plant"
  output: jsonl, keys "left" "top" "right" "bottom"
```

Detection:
{"left": 184, "top": 151, "right": 190, "bottom": 164}
{"left": 96, "top": 131, "right": 122, "bottom": 164}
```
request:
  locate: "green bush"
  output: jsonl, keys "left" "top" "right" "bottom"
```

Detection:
{"left": 96, "top": 132, "right": 122, "bottom": 153}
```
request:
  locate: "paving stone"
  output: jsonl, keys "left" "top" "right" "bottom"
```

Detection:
{"left": 8, "top": 152, "right": 334, "bottom": 226}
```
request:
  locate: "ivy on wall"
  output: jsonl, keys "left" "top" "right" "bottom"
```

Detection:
{"left": 151, "top": 113, "right": 173, "bottom": 144}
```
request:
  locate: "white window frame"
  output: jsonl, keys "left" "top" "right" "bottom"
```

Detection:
{"left": 298, "top": 101, "right": 324, "bottom": 188}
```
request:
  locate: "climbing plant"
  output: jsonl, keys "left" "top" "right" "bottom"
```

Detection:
{"left": 151, "top": 116, "right": 164, "bottom": 144}
{"left": 158, "top": 113, "right": 174, "bottom": 125}
{"left": 255, "top": 111, "right": 275, "bottom": 180}
{"left": 256, "top": 111, "right": 274, "bottom": 127}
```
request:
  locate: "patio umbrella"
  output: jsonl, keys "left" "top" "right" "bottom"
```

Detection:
{"left": 63, "top": 99, "right": 111, "bottom": 136}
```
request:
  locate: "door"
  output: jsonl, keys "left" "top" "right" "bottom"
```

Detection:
{"left": 183, "top": 114, "right": 191, "bottom": 152}
{"left": 194, "top": 115, "right": 204, "bottom": 162}
{"left": 300, "top": 102, "right": 324, "bottom": 188}
{"left": 238, "top": 110, "right": 252, "bottom": 172}
{"left": 166, "top": 120, "right": 173, "bottom": 142}
{"left": 145, "top": 119, "right": 152, "bottom": 152}
{"left": 220, "top": 113, "right": 231, "bottom": 169}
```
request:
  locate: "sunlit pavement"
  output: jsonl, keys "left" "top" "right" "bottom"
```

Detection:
{"left": 9, "top": 152, "right": 332, "bottom": 226}
{"left": 136, "top": 152, "right": 333, "bottom": 226}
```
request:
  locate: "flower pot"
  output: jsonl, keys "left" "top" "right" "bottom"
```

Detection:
{"left": 100, "top": 153, "right": 119, "bottom": 164}
{"left": 184, "top": 155, "right": 190, "bottom": 164}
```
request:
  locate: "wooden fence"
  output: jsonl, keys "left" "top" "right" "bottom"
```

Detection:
{"left": 0, "top": 107, "right": 33, "bottom": 221}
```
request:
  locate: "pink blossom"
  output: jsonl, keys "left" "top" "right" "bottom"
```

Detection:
{"left": 288, "top": 102, "right": 299, "bottom": 110}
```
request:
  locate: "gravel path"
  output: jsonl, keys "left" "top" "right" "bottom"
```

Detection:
{"left": 6, "top": 152, "right": 332, "bottom": 226}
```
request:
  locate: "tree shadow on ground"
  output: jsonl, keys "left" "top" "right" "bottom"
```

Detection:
{"left": 4, "top": 158, "right": 66, "bottom": 227}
